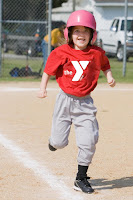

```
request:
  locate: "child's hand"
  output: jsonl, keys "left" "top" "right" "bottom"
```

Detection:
{"left": 38, "top": 89, "right": 47, "bottom": 98}
{"left": 107, "top": 77, "right": 116, "bottom": 87}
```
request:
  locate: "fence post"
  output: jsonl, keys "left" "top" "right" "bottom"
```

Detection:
{"left": 48, "top": 0, "right": 52, "bottom": 56}
{"left": 0, "top": 0, "right": 2, "bottom": 76}
{"left": 73, "top": 0, "right": 76, "bottom": 11}
{"left": 123, "top": 0, "right": 128, "bottom": 77}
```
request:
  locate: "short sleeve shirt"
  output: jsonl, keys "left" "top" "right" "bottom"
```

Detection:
{"left": 44, "top": 44, "right": 110, "bottom": 97}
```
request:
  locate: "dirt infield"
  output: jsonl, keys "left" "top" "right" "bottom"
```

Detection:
{"left": 0, "top": 81, "right": 133, "bottom": 200}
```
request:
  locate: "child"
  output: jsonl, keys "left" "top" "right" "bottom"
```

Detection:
{"left": 38, "top": 10, "right": 115, "bottom": 194}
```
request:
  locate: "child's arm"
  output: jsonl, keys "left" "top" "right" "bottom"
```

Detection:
{"left": 38, "top": 72, "right": 51, "bottom": 98}
{"left": 103, "top": 69, "right": 116, "bottom": 87}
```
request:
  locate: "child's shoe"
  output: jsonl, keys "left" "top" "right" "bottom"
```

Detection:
{"left": 48, "top": 143, "right": 57, "bottom": 151}
{"left": 73, "top": 177, "right": 94, "bottom": 193}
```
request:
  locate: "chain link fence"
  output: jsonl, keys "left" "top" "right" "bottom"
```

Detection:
{"left": 0, "top": 0, "right": 67, "bottom": 79}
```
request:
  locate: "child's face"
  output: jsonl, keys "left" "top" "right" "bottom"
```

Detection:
{"left": 72, "top": 26, "right": 91, "bottom": 50}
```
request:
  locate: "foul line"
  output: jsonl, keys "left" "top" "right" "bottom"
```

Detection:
{"left": 0, "top": 132, "right": 84, "bottom": 200}
{"left": 0, "top": 87, "right": 59, "bottom": 92}
{"left": 0, "top": 87, "right": 133, "bottom": 92}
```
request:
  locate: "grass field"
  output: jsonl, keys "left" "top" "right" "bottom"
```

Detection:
{"left": 99, "top": 57, "right": 133, "bottom": 83}
{"left": 0, "top": 55, "right": 133, "bottom": 83}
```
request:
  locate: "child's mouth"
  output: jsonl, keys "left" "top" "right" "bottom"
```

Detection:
{"left": 78, "top": 38, "right": 85, "bottom": 43}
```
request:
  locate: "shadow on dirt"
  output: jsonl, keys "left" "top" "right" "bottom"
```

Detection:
{"left": 91, "top": 176, "right": 133, "bottom": 190}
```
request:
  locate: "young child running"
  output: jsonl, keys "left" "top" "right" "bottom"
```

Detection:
{"left": 38, "top": 10, "right": 115, "bottom": 194}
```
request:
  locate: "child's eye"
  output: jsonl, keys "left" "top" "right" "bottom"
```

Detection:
{"left": 74, "top": 29, "right": 79, "bottom": 33}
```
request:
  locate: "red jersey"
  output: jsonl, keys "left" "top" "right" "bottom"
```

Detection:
{"left": 44, "top": 44, "right": 110, "bottom": 97}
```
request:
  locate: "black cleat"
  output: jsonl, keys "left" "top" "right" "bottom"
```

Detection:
{"left": 73, "top": 177, "right": 94, "bottom": 193}
{"left": 48, "top": 143, "right": 57, "bottom": 151}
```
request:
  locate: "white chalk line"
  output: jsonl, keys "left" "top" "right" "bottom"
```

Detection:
{"left": 0, "top": 87, "right": 133, "bottom": 92}
{"left": 0, "top": 132, "right": 84, "bottom": 200}
{"left": 0, "top": 87, "right": 59, "bottom": 92}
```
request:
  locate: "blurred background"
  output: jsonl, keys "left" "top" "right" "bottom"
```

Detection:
{"left": 0, "top": 0, "right": 133, "bottom": 80}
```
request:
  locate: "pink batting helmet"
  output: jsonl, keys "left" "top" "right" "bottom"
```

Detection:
{"left": 64, "top": 10, "right": 97, "bottom": 45}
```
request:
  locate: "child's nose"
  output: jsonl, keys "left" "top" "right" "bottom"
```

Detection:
{"left": 79, "top": 31, "right": 84, "bottom": 36}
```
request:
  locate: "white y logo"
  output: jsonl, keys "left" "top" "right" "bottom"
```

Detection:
{"left": 71, "top": 61, "right": 90, "bottom": 81}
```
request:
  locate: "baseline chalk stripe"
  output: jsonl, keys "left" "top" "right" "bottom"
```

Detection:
{"left": 0, "top": 133, "right": 84, "bottom": 200}
{"left": 0, "top": 87, "right": 133, "bottom": 92}
{"left": 0, "top": 87, "right": 59, "bottom": 92}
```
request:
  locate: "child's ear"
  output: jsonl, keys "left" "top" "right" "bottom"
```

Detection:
{"left": 91, "top": 31, "right": 97, "bottom": 45}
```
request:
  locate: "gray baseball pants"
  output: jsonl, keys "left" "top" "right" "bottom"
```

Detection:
{"left": 49, "top": 90, "right": 99, "bottom": 166}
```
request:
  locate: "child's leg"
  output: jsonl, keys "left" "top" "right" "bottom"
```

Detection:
{"left": 72, "top": 96, "right": 99, "bottom": 193}
{"left": 73, "top": 118, "right": 98, "bottom": 193}
{"left": 76, "top": 165, "right": 88, "bottom": 180}
{"left": 75, "top": 117, "right": 99, "bottom": 166}
{"left": 49, "top": 91, "right": 72, "bottom": 150}
{"left": 73, "top": 96, "right": 99, "bottom": 166}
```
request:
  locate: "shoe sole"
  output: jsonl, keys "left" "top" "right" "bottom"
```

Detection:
{"left": 73, "top": 185, "right": 94, "bottom": 194}
{"left": 73, "top": 185, "right": 82, "bottom": 192}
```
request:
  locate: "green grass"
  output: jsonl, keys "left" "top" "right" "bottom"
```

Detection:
{"left": 0, "top": 55, "right": 133, "bottom": 83}
{"left": 0, "top": 56, "right": 43, "bottom": 82}
{"left": 99, "top": 57, "right": 133, "bottom": 83}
